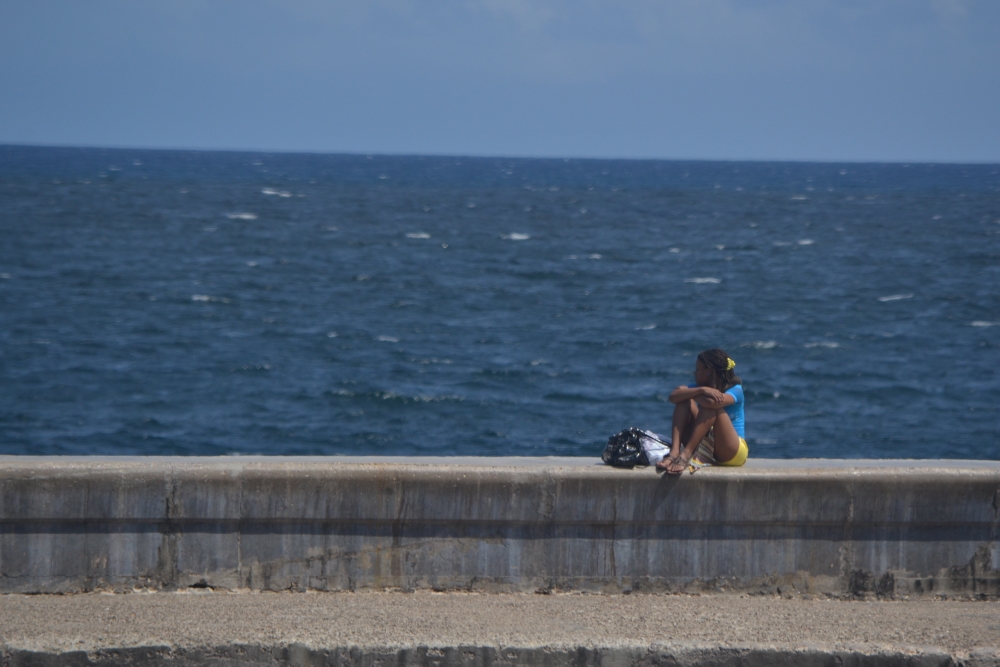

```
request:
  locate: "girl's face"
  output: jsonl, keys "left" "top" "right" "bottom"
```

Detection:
{"left": 694, "top": 359, "right": 713, "bottom": 387}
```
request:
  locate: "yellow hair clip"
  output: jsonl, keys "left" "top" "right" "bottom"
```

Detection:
{"left": 726, "top": 358, "right": 736, "bottom": 371}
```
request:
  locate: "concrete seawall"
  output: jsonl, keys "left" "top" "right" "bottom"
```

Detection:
{"left": 1, "top": 457, "right": 998, "bottom": 597}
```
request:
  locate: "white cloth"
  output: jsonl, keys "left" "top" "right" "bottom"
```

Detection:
{"left": 639, "top": 430, "right": 671, "bottom": 465}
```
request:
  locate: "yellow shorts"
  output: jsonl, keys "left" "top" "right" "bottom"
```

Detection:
{"left": 717, "top": 437, "right": 749, "bottom": 466}
{"left": 691, "top": 430, "right": 749, "bottom": 468}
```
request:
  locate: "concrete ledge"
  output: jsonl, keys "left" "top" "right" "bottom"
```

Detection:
{"left": 1, "top": 457, "right": 998, "bottom": 596}
{"left": 4, "top": 644, "right": 990, "bottom": 667}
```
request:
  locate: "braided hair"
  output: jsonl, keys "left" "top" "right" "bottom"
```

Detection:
{"left": 697, "top": 348, "right": 741, "bottom": 392}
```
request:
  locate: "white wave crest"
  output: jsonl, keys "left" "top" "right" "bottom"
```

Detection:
{"left": 227, "top": 212, "right": 257, "bottom": 220}
{"left": 406, "top": 232, "right": 431, "bottom": 239}
{"left": 261, "top": 188, "right": 293, "bottom": 198}
{"left": 635, "top": 324, "right": 657, "bottom": 330}
{"left": 191, "top": 294, "right": 231, "bottom": 303}
{"left": 971, "top": 321, "right": 1000, "bottom": 327}
{"left": 685, "top": 277, "right": 721, "bottom": 284}
{"left": 804, "top": 341, "right": 840, "bottom": 348}
{"left": 878, "top": 294, "right": 913, "bottom": 302}
{"left": 742, "top": 340, "right": 777, "bottom": 349}
{"left": 412, "top": 394, "right": 464, "bottom": 403}
{"left": 503, "top": 233, "right": 531, "bottom": 241}
{"left": 377, "top": 335, "right": 399, "bottom": 343}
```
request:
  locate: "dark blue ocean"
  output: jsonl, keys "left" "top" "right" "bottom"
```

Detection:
{"left": 1, "top": 145, "right": 998, "bottom": 459}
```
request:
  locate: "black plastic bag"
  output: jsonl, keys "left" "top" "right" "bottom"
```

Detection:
{"left": 602, "top": 427, "right": 650, "bottom": 468}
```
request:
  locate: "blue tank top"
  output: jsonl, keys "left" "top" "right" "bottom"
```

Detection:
{"left": 724, "top": 385, "right": 745, "bottom": 438}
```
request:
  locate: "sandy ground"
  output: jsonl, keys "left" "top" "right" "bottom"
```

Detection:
{"left": 1, "top": 591, "right": 998, "bottom": 658}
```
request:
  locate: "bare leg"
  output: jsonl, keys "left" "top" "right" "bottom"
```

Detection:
{"left": 656, "top": 399, "right": 698, "bottom": 472}
{"left": 707, "top": 410, "right": 741, "bottom": 463}
{"left": 675, "top": 407, "right": 741, "bottom": 466}
{"left": 657, "top": 405, "right": 741, "bottom": 474}
{"left": 671, "top": 398, "right": 698, "bottom": 457}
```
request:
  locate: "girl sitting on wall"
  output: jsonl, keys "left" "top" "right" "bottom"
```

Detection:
{"left": 656, "top": 348, "right": 747, "bottom": 475}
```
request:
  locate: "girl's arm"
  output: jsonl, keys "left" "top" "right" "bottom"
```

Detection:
{"left": 669, "top": 385, "right": 735, "bottom": 407}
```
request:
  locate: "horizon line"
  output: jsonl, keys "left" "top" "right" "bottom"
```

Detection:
{"left": 3, "top": 141, "right": 998, "bottom": 167}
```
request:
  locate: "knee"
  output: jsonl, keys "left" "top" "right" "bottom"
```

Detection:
{"left": 713, "top": 410, "right": 733, "bottom": 427}
{"left": 695, "top": 407, "right": 719, "bottom": 424}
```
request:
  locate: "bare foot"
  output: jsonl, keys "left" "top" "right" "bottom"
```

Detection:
{"left": 668, "top": 454, "right": 690, "bottom": 474}
{"left": 655, "top": 457, "right": 673, "bottom": 473}
{"left": 656, "top": 454, "right": 689, "bottom": 475}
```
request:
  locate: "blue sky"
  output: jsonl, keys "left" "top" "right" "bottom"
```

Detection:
{"left": 1, "top": 0, "right": 998, "bottom": 162}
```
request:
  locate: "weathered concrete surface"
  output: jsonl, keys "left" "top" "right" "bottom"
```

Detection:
{"left": 1, "top": 591, "right": 998, "bottom": 666}
{"left": 0, "top": 457, "right": 998, "bottom": 597}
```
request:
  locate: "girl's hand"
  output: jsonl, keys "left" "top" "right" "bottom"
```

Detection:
{"left": 698, "top": 387, "right": 726, "bottom": 406}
